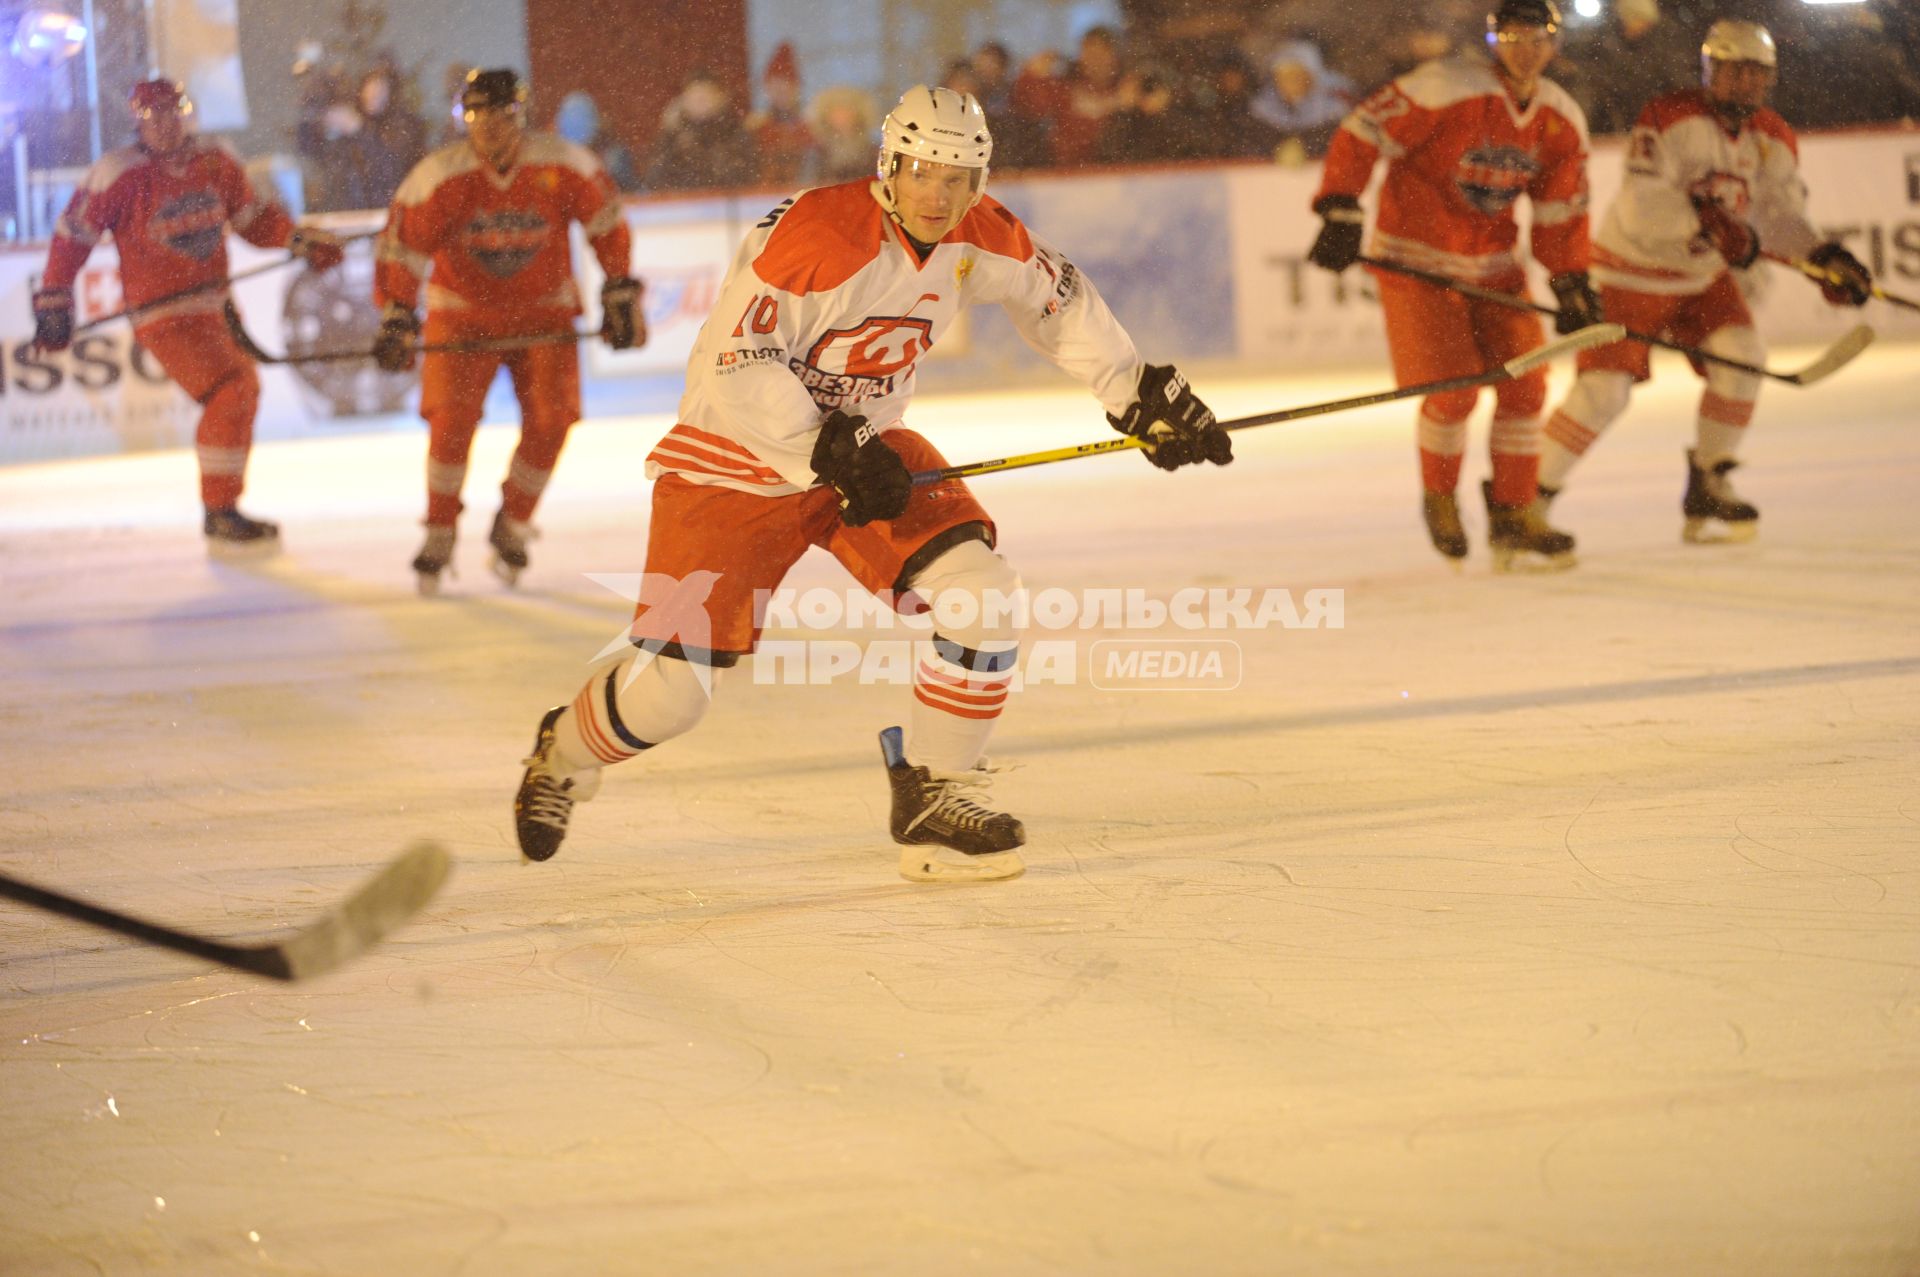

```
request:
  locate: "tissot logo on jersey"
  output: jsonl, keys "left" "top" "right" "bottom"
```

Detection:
{"left": 1455, "top": 146, "right": 1542, "bottom": 215}
{"left": 461, "top": 209, "right": 552, "bottom": 277}
{"left": 149, "top": 192, "right": 225, "bottom": 261}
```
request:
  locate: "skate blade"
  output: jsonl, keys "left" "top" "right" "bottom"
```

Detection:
{"left": 206, "top": 535, "right": 281, "bottom": 561}
{"left": 1492, "top": 547, "right": 1577, "bottom": 574}
{"left": 1682, "top": 518, "right": 1758, "bottom": 545}
{"left": 416, "top": 571, "right": 444, "bottom": 597}
{"left": 490, "top": 555, "right": 524, "bottom": 587}
{"left": 898, "top": 845, "right": 1026, "bottom": 883}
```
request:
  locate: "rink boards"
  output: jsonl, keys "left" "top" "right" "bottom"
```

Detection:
{"left": 1, "top": 126, "right": 1915, "bottom": 466}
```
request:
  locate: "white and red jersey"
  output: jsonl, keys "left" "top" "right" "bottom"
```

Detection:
{"left": 1593, "top": 89, "right": 1817, "bottom": 296}
{"left": 41, "top": 139, "right": 295, "bottom": 324}
{"left": 1318, "top": 54, "right": 1591, "bottom": 285}
{"left": 375, "top": 132, "right": 631, "bottom": 332}
{"left": 648, "top": 180, "right": 1144, "bottom": 496}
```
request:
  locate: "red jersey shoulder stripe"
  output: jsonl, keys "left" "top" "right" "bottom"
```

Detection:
{"left": 752, "top": 182, "right": 885, "bottom": 295}
{"left": 948, "top": 195, "right": 1033, "bottom": 261}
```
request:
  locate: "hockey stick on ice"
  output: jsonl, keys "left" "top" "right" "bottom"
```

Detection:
{"left": 1766, "top": 250, "right": 1920, "bottom": 315}
{"left": 222, "top": 301, "right": 592, "bottom": 366}
{"left": 911, "top": 323, "right": 1624, "bottom": 484}
{"left": 74, "top": 230, "right": 382, "bottom": 335}
{"left": 1359, "top": 255, "right": 1874, "bottom": 387}
{"left": 0, "top": 842, "right": 450, "bottom": 981}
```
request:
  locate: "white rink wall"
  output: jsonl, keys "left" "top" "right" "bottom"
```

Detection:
{"left": 2, "top": 128, "right": 1917, "bottom": 466}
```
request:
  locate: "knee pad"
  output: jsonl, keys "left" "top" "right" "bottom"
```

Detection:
{"left": 1561, "top": 369, "right": 1633, "bottom": 429}
{"left": 906, "top": 538, "right": 1023, "bottom": 650}
{"left": 1421, "top": 388, "right": 1479, "bottom": 427}
{"left": 1701, "top": 326, "right": 1764, "bottom": 403}
{"left": 1493, "top": 367, "right": 1547, "bottom": 419}
{"left": 608, "top": 650, "right": 713, "bottom": 745}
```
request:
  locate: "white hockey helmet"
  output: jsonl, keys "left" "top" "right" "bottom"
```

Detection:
{"left": 876, "top": 85, "right": 993, "bottom": 198}
{"left": 1701, "top": 20, "right": 1777, "bottom": 77}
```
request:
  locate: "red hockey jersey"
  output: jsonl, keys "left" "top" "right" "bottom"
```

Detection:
{"left": 42, "top": 139, "right": 295, "bottom": 323}
{"left": 375, "top": 132, "right": 631, "bottom": 331}
{"left": 1317, "top": 53, "right": 1591, "bottom": 284}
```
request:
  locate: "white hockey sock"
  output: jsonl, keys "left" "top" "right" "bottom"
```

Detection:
{"left": 1695, "top": 326, "right": 1763, "bottom": 466}
{"left": 1541, "top": 370, "right": 1631, "bottom": 490}
{"left": 551, "top": 650, "right": 713, "bottom": 772}
{"left": 903, "top": 539, "right": 1022, "bottom": 774}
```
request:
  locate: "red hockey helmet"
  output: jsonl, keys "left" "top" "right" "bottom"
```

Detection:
{"left": 129, "top": 77, "right": 193, "bottom": 120}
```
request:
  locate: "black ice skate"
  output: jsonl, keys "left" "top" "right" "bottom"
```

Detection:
{"left": 412, "top": 525, "right": 456, "bottom": 596}
{"left": 1682, "top": 449, "right": 1759, "bottom": 544}
{"left": 1482, "top": 480, "right": 1576, "bottom": 573}
{"left": 515, "top": 706, "right": 601, "bottom": 862}
{"left": 489, "top": 510, "right": 535, "bottom": 587}
{"left": 203, "top": 507, "right": 280, "bottom": 555}
{"left": 880, "top": 726, "right": 1025, "bottom": 883}
{"left": 1422, "top": 490, "right": 1469, "bottom": 563}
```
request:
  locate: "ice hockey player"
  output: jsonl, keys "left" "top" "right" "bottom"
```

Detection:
{"left": 511, "top": 85, "right": 1232, "bottom": 882}
{"left": 1308, "top": 0, "right": 1597, "bottom": 570}
{"left": 31, "top": 78, "right": 344, "bottom": 551}
{"left": 374, "top": 68, "right": 645, "bottom": 594}
{"left": 1538, "top": 20, "right": 1872, "bottom": 543}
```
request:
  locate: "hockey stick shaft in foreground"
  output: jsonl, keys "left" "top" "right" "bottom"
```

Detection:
{"left": 1768, "top": 250, "right": 1920, "bottom": 314}
{"left": 222, "top": 301, "right": 590, "bottom": 365}
{"left": 75, "top": 230, "right": 382, "bottom": 335}
{"left": 1359, "top": 255, "right": 1873, "bottom": 386}
{"left": 911, "top": 324, "right": 1624, "bottom": 485}
{"left": 0, "top": 842, "right": 450, "bottom": 981}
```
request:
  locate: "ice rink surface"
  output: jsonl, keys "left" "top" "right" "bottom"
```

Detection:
{"left": 2, "top": 344, "right": 1917, "bottom": 1275}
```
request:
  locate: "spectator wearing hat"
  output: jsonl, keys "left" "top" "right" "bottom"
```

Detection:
{"left": 747, "top": 43, "right": 815, "bottom": 188}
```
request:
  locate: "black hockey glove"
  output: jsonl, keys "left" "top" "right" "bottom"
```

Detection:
{"left": 1808, "top": 242, "right": 1872, "bottom": 308}
{"left": 1548, "top": 272, "right": 1604, "bottom": 334}
{"left": 600, "top": 276, "right": 646, "bottom": 350}
{"left": 373, "top": 303, "right": 420, "bottom": 373}
{"left": 31, "top": 287, "right": 73, "bottom": 353}
{"left": 1307, "top": 194, "right": 1364, "bottom": 273}
{"left": 1108, "top": 363, "right": 1232, "bottom": 472}
{"left": 812, "top": 410, "right": 912, "bottom": 527}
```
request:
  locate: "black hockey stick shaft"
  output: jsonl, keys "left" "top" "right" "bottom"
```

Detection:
{"left": 222, "top": 301, "right": 590, "bottom": 365}
{"left": 75, "top": 230, "right": 380, "bottom": 335}
{"left": 0, "top": 842, "right": 450, "bottom": 981}
{"left": 1357, "top": 255, "right": 1843, "bottom": 385}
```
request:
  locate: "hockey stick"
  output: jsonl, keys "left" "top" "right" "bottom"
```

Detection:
{"left": 1359, "top": 255, "right": 1874, "bottom": 387}
{"left": 911, "top": 323, "right": 1624, "bottom": 484}
{"left": 1767, "top": 250, "right": 1920, "bottom": 314}
{"left": 74, "top": 230, "right": 382, "bottom": 335}
{"left": 222, "top": 301, "right": 592, "bottom": 366}
{"left": 0, "top": 842, "right": 450, "bottom": 981}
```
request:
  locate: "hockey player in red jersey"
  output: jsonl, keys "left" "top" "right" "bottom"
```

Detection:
{"left": 510, "top": 86, "right": 1232, "bottom": 882}
{"left": 32, "top": 78, "right": 344, "bottom": 550}
{"left": 1309, "top": 0, "right": 1598, "bottom": 570}
{"left": 1538, "top": 21, "right": 1871, "bottom": 543}
{"left": 373, "top": 68, "right": 644, "bottom": 594}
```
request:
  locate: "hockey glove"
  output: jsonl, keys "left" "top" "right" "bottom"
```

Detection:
{"left": 1307, "top": 194, "right": 1364, "bottom": 273}
{"left": 31, "top": 287, "right": 73, "bottom": 353}
{"left": 373, "top": 303, "right": 421, "bottom": 373}
{"left": 1691, "top": 197, "right": 1758, "bottom": 269}
{"left": 1548, "top": 272, "right": 1604, "bottom": 334}
{"left": 1808, "top": 242, "right": 1872, "bottom": 307}
{"left": 812, "top": 410, "right": 912, "bottom": 527}
{"left": 289, "top": 226, "right": 345, "bottom": 272}
{"left": 1108, "top": 363, "right": 1232, "bottom": 472}
{"left": 600, "top": 276, "right": 646, "bottom": 350}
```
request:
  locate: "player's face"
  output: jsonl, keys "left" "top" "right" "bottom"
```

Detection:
{"left": 1490, "top": 24, "right": 1558, "bottom": 86}
{"left": 1707, "top": 60, "right": 1775, "bottom": 114}
{"left": 465, "top": 104, "right": 524, "bottom": 169}
{"left": 136, "top": 105, "right": 188, "bottom": 155}
{"left": 890, "top": 157, "right": 980, "bottom": 242}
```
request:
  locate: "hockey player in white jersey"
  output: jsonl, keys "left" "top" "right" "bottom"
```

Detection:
{"left": 510, "top": 86, "right": 1232, "bottom": 881}
{"left": 1538, "top": 20, "right": 1872, "bottom": 541}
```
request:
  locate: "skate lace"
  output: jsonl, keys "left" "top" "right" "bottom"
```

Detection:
{"left": 906, "top": 773, "right": 1003, "bottom": 836}
{"left": 518, "top": 758, "right": 575, "bottom": 830}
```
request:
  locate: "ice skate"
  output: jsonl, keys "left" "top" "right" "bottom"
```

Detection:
{"left": 1682, "top": 449, "right": 1759, "bottom": 544}
{"left": 489, "top": 510, "right": 535, "bottom": 587}
{"left": 411, "top": 525, "right": 456, "bottom": 596}
{"left": 879, "top": 726, "right": 1025, "bottom": 882}
{"left": 203, "top": 507, "right": 280, "bottom": 557}
{"left": 1422, "top": 490, "right": 1469, "bottom": 565}
{"left": 1483, "top": 480, "right": 1576, "bottom": 573}
{"left": 514, "top": 706, "right": 601, "bottom": 862}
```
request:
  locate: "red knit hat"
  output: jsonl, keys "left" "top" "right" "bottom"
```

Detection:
{"left": 764, "top": 42, "right": 799, "bottom": 85}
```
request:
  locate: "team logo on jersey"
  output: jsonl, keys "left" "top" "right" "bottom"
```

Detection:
{"left": 149, "top": 191, "right": 226, "bottom": 261}
{"left": 1455, "top": 146, "right": 1541, "bottom": 216}
{"left": 792, "top": 314, "right": 937, "bottom": 409}
{"left": 1689, "top": 172, "right": 1751, "bottom": 218}
{"left": 460, "top": 208, "right": 552, "bottom": 277}
{"left": 955, "top": 255, "right": 975, "bottom": 286}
